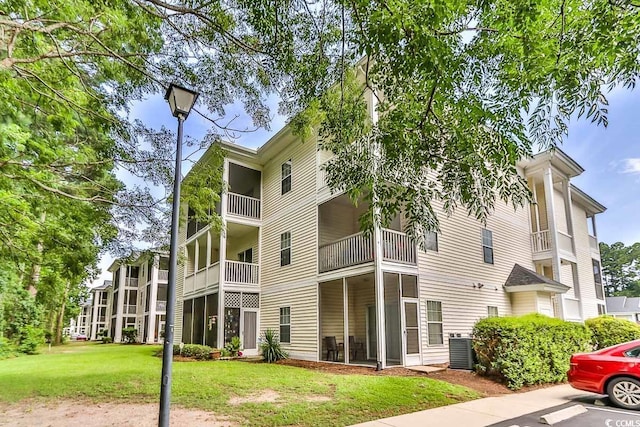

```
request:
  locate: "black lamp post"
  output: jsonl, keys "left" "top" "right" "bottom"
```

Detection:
{"left": 159, "top": 83, "right": 199, "bottom": 427}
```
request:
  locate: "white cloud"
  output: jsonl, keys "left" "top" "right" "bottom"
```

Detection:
{"left": 621, "top": 158, "right": 640, "bottom": 174}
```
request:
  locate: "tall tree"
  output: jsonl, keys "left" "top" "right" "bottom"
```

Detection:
{"left": 600, "top": 242, "right": 640, "bottom": 297}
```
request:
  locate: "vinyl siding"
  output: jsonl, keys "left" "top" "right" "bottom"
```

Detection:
{"left": 537, "top": 292, "right": 554, "bottom": 316}
{"left": 261, "top": 282, "right": 318, "bottom": 360}
{"left": 511, "top": 292, "right": 538, "bottom": 316}
{"left": 419, "top": 199, "right": 532, "bottom": 364}
{"left": 571, "top": 201, "right": 602, "bottom": 319}
{"left": 259, "top": 132, "right": 320, "bottom": 357}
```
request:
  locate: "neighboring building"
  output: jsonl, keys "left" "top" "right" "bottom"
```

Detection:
{"left": 605, "top": 296, "right": 640, "bottom": 322}
{"left": 172, "top": 98, "right": 607, "bottom": 368}
{"left": 89, "top": 280, "right": 112, "bottom": 340}
{"left": 104, "top": 252, "right": 169, "bottom": 343}
{"left": 69, "top": 294, "right": 92, "bottom": 337}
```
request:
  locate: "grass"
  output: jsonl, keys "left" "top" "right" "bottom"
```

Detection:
{"left": 0, "top": 343, "right": 480, "bottom": 426}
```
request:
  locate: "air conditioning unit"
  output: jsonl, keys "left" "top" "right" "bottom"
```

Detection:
{"left": 449, "top": 337, "right": 475, "bottom": 370}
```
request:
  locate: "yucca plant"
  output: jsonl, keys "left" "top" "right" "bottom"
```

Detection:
{"left": 260, "top": 328, "right": 288, "bottom": 363}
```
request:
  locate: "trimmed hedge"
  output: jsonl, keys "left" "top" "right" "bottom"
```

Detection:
{"left": 586, "top": 315, "right": 640, "bottom": 350}
{"left": 173, "top": 344, "right": 213, "bottom": 360}
{"left": 472, "top": 314, "right": 591, "bottom": 390}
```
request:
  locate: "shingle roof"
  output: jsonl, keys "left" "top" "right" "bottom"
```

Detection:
{"left": 504, "top": 264, "right": 570, "bottom": 291}
{"left": 606, "top": 296, "right": 640, "bottom": 313}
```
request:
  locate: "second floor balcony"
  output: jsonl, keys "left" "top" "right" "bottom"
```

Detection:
{"left": 319, "top": 229, "right": 416, "bottom": 273}
{"left": 184, "top": 260, "right": 259, "bottom": 294}
{"left": 227, "top": 192, "right": 261, "bottom": 220}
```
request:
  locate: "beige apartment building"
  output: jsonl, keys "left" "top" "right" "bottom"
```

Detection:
{"left": 173, "top": 90, "right": 606, "bottom": 368}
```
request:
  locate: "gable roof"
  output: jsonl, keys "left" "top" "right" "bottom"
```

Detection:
{"left": 606, "top": 296, "right": 640, "bottom": 314}
{"left": 503, "top": 264, "right": 570, "bottom": 293}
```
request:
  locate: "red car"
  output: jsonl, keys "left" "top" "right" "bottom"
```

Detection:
{"left": 568, "top": 340, "right": 640, "bottom": 410}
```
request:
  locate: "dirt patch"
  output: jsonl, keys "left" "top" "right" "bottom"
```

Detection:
{"left": 0, "top": 401, "right": 236, "bottom": 427}
{"left": 228, "top": 389, "right": 280, "bottom": 405}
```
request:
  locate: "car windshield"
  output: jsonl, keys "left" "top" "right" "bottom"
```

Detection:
{"left": 624, "top": 347, "right": 640, "bottom": 358}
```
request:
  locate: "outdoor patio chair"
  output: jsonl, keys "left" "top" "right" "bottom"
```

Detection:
{"left": 349, "top": 336, "right": 365, "bottom": 361}
{"left": 324, "top": 336, "right": 341, "bottom": 361}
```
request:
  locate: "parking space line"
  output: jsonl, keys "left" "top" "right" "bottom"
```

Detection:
{"left": 586, "top": 406, "right": 640, "bottom": 416}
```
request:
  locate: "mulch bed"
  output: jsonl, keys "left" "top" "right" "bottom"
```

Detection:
{"left": 276, "top": 358, "right": 560, "bottom": 397}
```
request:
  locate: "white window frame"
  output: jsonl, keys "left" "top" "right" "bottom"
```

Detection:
{"left": 482, "top": 228, "right": 494, "bottom": 264}
{"left": 279, "top": 306, "right": 291, "bottom": 343}
{"left": 238, "top": 248, "right": 253, "bottom": 263}
{"left": 426, "top": 300, "right": 443, "bottom": 346}
{"left": 281, "top": 160, "right": 292, "bottom": 195}
{"left": 425, "top": 231, "right": 438, "bottom": 252}
{"left": 488, "top": 306, "right": 499, "bottom": 317}
{"left": 280, "top": 232, "right": 291, "bottom": 266}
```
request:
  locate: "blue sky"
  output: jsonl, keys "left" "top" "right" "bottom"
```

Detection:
{"left": 91, "top": 87, "right": 640, "bottom": 286}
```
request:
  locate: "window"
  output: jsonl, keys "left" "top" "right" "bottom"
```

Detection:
{"left": 488, "top": 306, "right": 499, "bottom": 317}
{"left": 598, "top": 304, "right": 606, "bottom": 315}
{"left": 279, "top": 307, "right": 291, "bottom": 343}
{"left": 238, "top": 248, "right": 253, "bottom": 263}
{"left": 426, "top": 300, "right": 443, "bottom": 345}
{"left": 280, "top": 232, "right": 291, "bottom": 266}
{"left": 625, "top": 347, "right": 640, "bottom": 358}
{"left": 425, "top": 231, "right": 438, "bottom": 252}
{"left": 593, "top": 259, "right": 604, "bottom": 300}
{"left": 482, "top": 228, "right": 494, "bottom": 264}
{"left": 281, "top": 160, "right": 292, "bottom": 195}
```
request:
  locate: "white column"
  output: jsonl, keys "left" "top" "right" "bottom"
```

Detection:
{"left": 114, "top": 266, "right": 126, "bottom": 342}
{"left": 218, "top": 158, "right": 230, "bottom": 347}
{"left": 562, "top": 179, "right": 576, "bottom": 253}
{"left": 90, "top": 290, "right": 100, "bottom": 340}
{"left": 531, "top": 178, "right": 541, "bottom": 233}
{"left": 148, "top": 255, "right": 159, "bottom": 343}
{"left": 543, "top": 167, "right": 565, "bottom": 320}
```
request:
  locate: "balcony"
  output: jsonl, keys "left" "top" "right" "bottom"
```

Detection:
{"left": 184, "top": 262, "right": 219, "bottom": 294}
{"left": 124, "top": 304, "right": 137, "bottom": 315}
{"left": 531, "top": 230, "right": 551, "bottom": 253}
{"left": 127, "top": 278, "right": 138, "bottom": 288}
{"left": 227, "top": 193, "right": 260, "bottom": 220}
{"left": 224, "top": 260, "right": 259, "bottom": 285}
{"left": 157, "top": 269, "right": 169, "bottom": 282}
{"left": 156, "top": 300, "right": 167, "bottom": 312}
{"left": 319, "top": 229, "right": 416, "bottom": 273}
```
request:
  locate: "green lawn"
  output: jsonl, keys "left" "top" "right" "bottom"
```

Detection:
{"left": 0, "top": 343, "right": 479, "bottom": 426}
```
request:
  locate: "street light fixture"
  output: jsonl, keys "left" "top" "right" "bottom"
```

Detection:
{"left": 159, "top": 83, "right": 199, "bottom": 427}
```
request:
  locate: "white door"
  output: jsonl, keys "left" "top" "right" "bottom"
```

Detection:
{"left": 402, "top": 299, "right": 421, "bottom": 366}
{"left": 157, "top": 320, "right": 165, "bottom": 343}
{"left": 240, "top": 309, "right": 259, "bottom": 356}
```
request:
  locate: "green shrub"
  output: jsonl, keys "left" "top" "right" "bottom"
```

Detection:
{"left": 586, "top": 316, "right": 640, "bottom": 350}
{"left": 0, "top": 337, "right": 16, "bottom": 359}
{"left": 225, "top": 336, "right": 242, "bottom": 357}
{"left": 260, "top": 328, "right": 288, "bottom": 363}
{"left": 179, "top": 344, "right": 212, "bottom": 360}
{"left": 18, "top": 326, "right": 45, "bottom": 355}
{"left": 101, "top": 336, "right": 113, "bottom": 344}
{"left": 473, "top": 314, "right": 591, "bottom": 390}
{"left": 121, "top": 327, "right": 138, "bottom": 344}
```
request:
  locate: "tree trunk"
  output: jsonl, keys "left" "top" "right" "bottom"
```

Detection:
{"left": 54, "top": 282, "right": 70, "bottom": 345}
{"left": 26, "top": 211, "right": 47, "bottom": 296}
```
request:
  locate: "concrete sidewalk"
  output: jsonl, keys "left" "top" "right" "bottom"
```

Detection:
{"left": 351, "top": 384, "right": 592, "bottom": 427}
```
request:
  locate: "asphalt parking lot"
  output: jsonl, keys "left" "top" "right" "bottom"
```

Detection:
{"left": 489, "top": 395, "right": 640, "bottom": 427}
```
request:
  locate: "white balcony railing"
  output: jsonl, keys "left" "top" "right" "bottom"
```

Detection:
{"left": 184, "top": 262, "right": 220, "bottom": 295}
{"left": 318, "top": 163, "right": 329, "bottom": 190}
{"left": 158, "top": 269, "right": 168, "bottom": 282}
{"left": 156, "top": 300, "right": 167, "bottom": 312}
{"left": 589, "top": 235, "right": 599, "bottom": 253}
{"left": 318, "top": 229, "right": 416, "bottom": 273}
{"left": 557, "top": 231, "right": 574, "bottom": 254}
{"left": 564, "top": 298, "right": 581, "bottom": 320}
{"left": 124, "top": 304, "right": 137, "bottom": 315}
{"left": 382, "top": 229, "right": 417, "bottom": 265}
{"left": 225, "top": 260, "right": 259, "bottom": 285}
{"left": 531, "top": 230, "right": 551, "bottom": 253}
{"left": 127, "top": 278, "right": 138, "bottom": 288}
{"left": 319, "top": 232, "right": 374, "bottom": 273}
{"left": 227, "top": 193, "right": 261, "bottom": 219}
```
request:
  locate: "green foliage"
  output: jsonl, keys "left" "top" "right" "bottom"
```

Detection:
{"left": 473, "top": 314, "right": 592, "bottom": 390}
{"left": 17, "top": 326, "right": 45, "bottom": 355}
{"left": 586, "top": 316, "right": 640, "bottom": 350}
{"left": 0, "top": 337, "right": 16, "bottom": 359}
{"left": 260, "top": 328, "right": 288, "bottom": 363}
{"left": 169, "top": 344, "right": 213, "bottom": 360}
{"left": 121, "top": 327, "right": 138, "bottom": 344}
{"left": 101, "top": 336, "right": 113, "bottom": 344}
{"left": 224, "top": 336, "right": 242, "bottom": 357}
{"left": 600, "top": 242, "right": 640, "bottom": 296}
